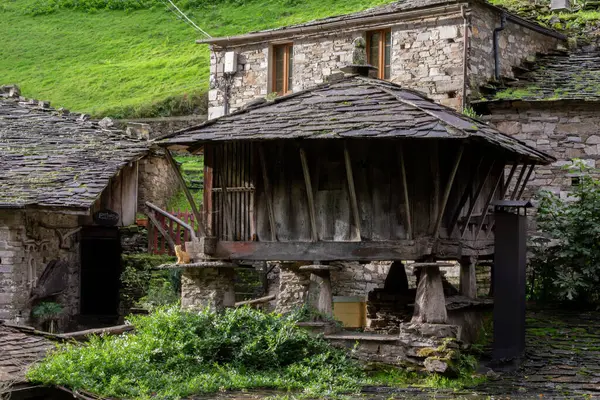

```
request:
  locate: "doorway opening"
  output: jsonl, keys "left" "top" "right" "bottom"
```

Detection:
{"left": 80, "top": 227, "right": 122, "bottom": 317}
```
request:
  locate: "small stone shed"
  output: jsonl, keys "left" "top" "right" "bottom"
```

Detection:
{"left": 474, "top": 48, "right": 600, "bottom": 198}
{"left": 0, "top": 86, "right": 177, "bottom": 329}
{"left": 161, "top": 74, "right": 553, "bottom": 334}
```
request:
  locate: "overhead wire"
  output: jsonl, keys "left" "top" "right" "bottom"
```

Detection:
{"left": 160, "top": 0, "right": 212, "bottom": 39}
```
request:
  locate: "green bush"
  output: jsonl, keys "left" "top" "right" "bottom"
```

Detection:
{"left": 27, "top": 307, "right": 363, "bottom": 398}
{"left": 529, "top": 160, "right": 600, "bottom": 304}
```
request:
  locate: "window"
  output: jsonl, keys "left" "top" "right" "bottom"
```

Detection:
{"left": 272, "top": 43, "right": 293, "bottom": 95}
{"left": 367, "top": 29, "right": 391, "bottom": 80}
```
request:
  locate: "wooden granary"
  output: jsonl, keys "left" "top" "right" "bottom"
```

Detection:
{"left": 159, "top": 74, "right": 553, "bottom": 328}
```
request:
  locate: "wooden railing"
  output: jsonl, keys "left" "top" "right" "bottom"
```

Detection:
{"left": 146, "top": 201, "right": 198, "bottom": 255}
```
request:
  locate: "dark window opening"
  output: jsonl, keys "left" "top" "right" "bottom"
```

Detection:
{"left": 367, "top": 29, "right": 392, "bottom": 80}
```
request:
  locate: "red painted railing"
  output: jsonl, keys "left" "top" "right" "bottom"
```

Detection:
{"left": 147, "top": 209, "right": 198, "bottom": 256}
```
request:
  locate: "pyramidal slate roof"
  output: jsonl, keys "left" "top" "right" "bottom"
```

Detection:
{"left": 0, "top": 88, "right": 151, "bottom": 210}
{"left": 162, "top": 75, "right": 554, "bottom": 164}
{"left": 485, "top": 50, "right": 600, "bottom": 103}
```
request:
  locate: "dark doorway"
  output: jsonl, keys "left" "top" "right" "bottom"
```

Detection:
{"left": 80, "top": 227, "right": 122, "bottom": 316}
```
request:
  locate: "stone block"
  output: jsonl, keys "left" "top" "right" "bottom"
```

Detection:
{"left": 438, "top": 26, "right": 458, "bottom": 40}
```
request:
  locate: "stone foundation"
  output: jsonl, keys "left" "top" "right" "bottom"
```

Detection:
{"left": 181, "top": 268, "right": 236, "bottom": 311}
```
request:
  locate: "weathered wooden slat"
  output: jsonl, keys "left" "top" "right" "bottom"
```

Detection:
{"left": 460, "top": 159, "right": 495, "bottom": 238}
{"left": 433, "top": 144, "right": 464, "bottom": 238}
{"left": 258, "top": 144, "right": 277, "bottom": 241}
{"left": 343, "top": 143, "right": 361, "bottom": 241}
{"left": 217, "top": 168, "right": 235, "bottom": 241}
{"left": 430, "top": 141, "right": 440, "bottom": 233}
{"left": 398, "top": 143, "right": 412, "bottom": 240}
{"left": 165, "top": 149, "right": 205, "bottom": 237}
{"left": 204, "top": 144, "right": 214, "bottom": 236}
{"left": 299, "top": 147, "right": 318, "bottom": 241}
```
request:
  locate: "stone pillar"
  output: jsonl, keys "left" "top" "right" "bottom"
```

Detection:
{"left": 411, "top": 265, "right": 448, "bottom": 324}
{"left": 181, "top": 267, "right": 235, "bottom": 312}
{"left": 301, "top": 264, "right": 340, "bottom": 317}
{"left": 459, "top": 257, "right": 477, "bottom": 299}
{"left": 275, "top": 262, "right": 311, "bottom": 314}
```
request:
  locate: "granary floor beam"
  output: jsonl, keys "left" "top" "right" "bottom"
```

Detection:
{"left": 258, "top": 144, "right": 277, "bottom": 241}
{"left": 344, "top": 143, "right": 361, "bottom": 241}
{"left": 448, "top": 156, "right": 484, "bottom": 236}
{"left": 299, "top": 147, "right": 318, "bottom": 241}
{"left": 398, "top": 143, "right": 413, "bottom": 240}
{"left": 433, "top": 145, "right": 464, "bottom": 238}
{"left": 474, "top": 163, "right": 505, "bottom": 240}
{"left": 460, "top": 160, "right": 495, "bottom": 238}
{"left": 165, "top": 149, "right": 205, "bottom": 237}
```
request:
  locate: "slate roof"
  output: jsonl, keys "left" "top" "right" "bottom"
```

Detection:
{"left": 0, "top": 323, "right": 57, "bottom": 384}
{"left": 0, "top": 91, "right": 151, "bottom": 210}
{"left": 484, "top": 51, "right": 600, "bottom": 103}
{"left": 162, "top": 75, "right": 554, "bottom": 164}
{"left": 198, "top": 0, "right": 564, "bottom": 45}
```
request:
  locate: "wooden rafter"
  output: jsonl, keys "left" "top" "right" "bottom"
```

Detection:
{"left": 433, "top": 144, "right": 464, "bottom": 238}
{"left": 448, "top": 155, "right": 484, "bottom": 236}
{"left": 343, "top": 143, "right": 361, "bottom": 241}
{"left": 299, "top": 147, "right": 318, "bottom": 241}
{"left": 398, "top": 143, "right": 412, "bottom": 240}
{"left": 474, "top": 163, "right": 505, "bottom": 240}
{"left": 258, "top": 144, "right": 277, "bottom": 241}
{"left": 461, "top": 160, "right": 495, "bottom": 238}
{"left": 165, "top": 149, "right": 205, "bottom": 237}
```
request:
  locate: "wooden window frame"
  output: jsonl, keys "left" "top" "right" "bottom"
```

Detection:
{"left": 271, "top": 43, "right": 293, "bottom": 95}
{"left": 366, "top": 29, "right": 391, "bottom": 80}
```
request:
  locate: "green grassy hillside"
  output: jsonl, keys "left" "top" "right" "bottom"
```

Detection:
{"left": 1, "top": 0, "right": 393, "bottom": 118}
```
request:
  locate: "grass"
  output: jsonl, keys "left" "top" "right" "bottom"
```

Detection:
{"left": 1, "top": 0, "right": 394, "bottom": 118}
{"left": 167, "top": 154, "right": 204, "bottom": 211}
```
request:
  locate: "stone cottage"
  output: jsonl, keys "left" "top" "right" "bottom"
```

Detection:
{"left": 0, "top": 86, "right": 179, "bottom": 329}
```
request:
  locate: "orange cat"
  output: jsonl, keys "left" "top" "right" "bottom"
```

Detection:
{"left": 175, "top": 245, "right": 191, "bottom": 264}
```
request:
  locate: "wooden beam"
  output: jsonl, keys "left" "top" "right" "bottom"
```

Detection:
{"left": 433, "top": 145, "right": 464, "bottom": 238}
{"left": 235, "top": 294, "right": 276, "bottom": 307}
{"left": 448, "top": 156, "right": 484, "bottom": 236}
{"left": 474, "top": 163, "right": 504, "bottom": 240}
{"left": 165, "top": 149, "right": 205, "bottom": 237}
{"left": 258, "top": 144, "right": 277, "bottom": 241}
{"left": 204, "top": 144, "right": 214, "bottom": 236}
{"left": 398, "top": 143, "right": 412, "bottom": 240}
{"left": 343, "top": 143, "right": 361, "bottom": 241}
{"left": 485, "top": 161, "right": 520, "bottom": 239}
{"left": 147, "top": 211, "right": 175, "bottom": 251}
{"left": 217, "top": 169, "right": 235, "bottom": 241}
{"left": 299, "top": 147, "right": 318, "bottom": 241}
{"left": 510, "top": 163, "right": 529, "bottom": 200}
{"left": 214, "top": 238, "right": 495, "bottom": 261}
{"left": 461, "top": 160, "right": 495, "bottom": 238}
{"left": 516, "top": 164, "right": 535, "bottom": 199}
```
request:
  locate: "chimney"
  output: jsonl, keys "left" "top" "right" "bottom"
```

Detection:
{"left": 340, "top": 37, "right": 378, "bottom": 78}
{"left": 551, "top": 0, "right": 570, "bottom": 11}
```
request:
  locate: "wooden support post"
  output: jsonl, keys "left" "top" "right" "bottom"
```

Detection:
{"left": 459, "top": 256, "right": 477, "bottom": 299}
{"left": 433, "top": 145, "right": 464, "bottom": 238}
{"left": 516, "top": 164, "right": 535, "bottom": 199}
{"left": 511, "top": 163, "right": 529, "bottom": 200}
{"left": 448, "top": 156, "right": 484, "bottom": 236}
{"left": 299, "top": 147, "right": 318, "bottom": 241}
{"left": 258, "top": 145, "right": 277, "bottom": 241}
{"left": 398, "top": 144, "right": 412, "bottom": 240}
{"left": 461, "top": 160, "right": 495, "bottom": 238}
{"left": 147, "top": 211, "right": 175, "bottom": 251}
{"left": 343, "top": 144, "right": 361, "bottom": 241}
{"left": 165, "top": 149, "right": 205, "bottom": 237}
{"left": 474, "top": 165, "right": 504, "bottom": 240}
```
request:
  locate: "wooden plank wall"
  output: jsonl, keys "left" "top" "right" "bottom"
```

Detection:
{"left": 209, "top": 139, "right": 507, "bottom": 242}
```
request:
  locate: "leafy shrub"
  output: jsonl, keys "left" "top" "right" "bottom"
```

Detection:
{"left": 529, "top": 160, "right": 600, "bottom": 304}
{"left": 32, "top": 301, "right": 63, "bottom": 321}
{"left": 27, "top": 307, "right": 363, "bottom": 398}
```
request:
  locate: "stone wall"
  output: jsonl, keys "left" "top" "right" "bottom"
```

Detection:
{"left": 469, "top": 3, "right": 562, "bottom": 94}
{"left": 0, "top": 210, "right": 80, "bottom": 327}
{"left": 484, "top": 101, "right": 600, "bottom": 198}
{"left": 137, "top": 151, "right": 180, "bottom": 211}
{"left": 208, "top": 15, "right": 467, "bottom": 117}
